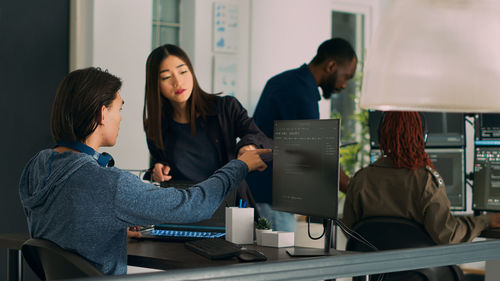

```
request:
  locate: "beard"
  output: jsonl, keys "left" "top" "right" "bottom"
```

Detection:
{"left": 320, "top": 71, "right": 339, "bottom": 99}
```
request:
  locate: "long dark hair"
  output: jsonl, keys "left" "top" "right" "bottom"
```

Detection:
{"left": 51, "top": 67, "right": 122, "bottom": 143}
{"left": 143, "top": 44, "right": 217, "bottom": 149}
{"left": 379, "top": 111, "right": 434, "bottom": 170}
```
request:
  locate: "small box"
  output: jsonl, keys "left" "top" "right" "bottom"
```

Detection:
{"left": 255, "top": 229, "right": 273, "bottom": 246}
{"left": 225, "top": 207, "right": 254, "bottom": 244}
{"left": 261, "top": 231, "right": 295, "bottom": 248}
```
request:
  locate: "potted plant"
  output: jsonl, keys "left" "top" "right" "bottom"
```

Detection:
{"left": 255, "top": 217, "right": 272, "bottom": 246}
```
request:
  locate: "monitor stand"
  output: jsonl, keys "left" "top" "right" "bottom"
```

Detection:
{"left": 287, "top": 219, "right": 341, "bottom": 257}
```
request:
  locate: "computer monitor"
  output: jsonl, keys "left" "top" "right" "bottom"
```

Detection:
{"left": 273, "top": 119, "right": 339, "bottom": 218}
{"left": 473, "top": 146, "right": 500, "bottom": 211}
{"left": 474, "top": 113, "right": 500, "bottom": 145}
{"left": 426, "top": 148, "right": 466, "bottom": 211}
{"left": 370, "top": 148, "right": 466, "bottom": 211}
{"left": 369, "top": 111, "right": 465, "bottom": 148}
{"left": 272, "top": 119, "right": 339, "bottom": 255}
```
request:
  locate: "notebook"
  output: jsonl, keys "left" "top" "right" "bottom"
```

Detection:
{"left": 139, "top": 180, "right": 237, "bottom": 242}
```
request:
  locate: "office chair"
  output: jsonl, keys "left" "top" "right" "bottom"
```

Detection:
{"left": 345, "top": 217, "right": 464, "bottom": 281}
{"left": 21, "top": 238, "right": 104, "bottom": 280}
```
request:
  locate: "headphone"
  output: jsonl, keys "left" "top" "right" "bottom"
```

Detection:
{"left": 378, "top": 112, "right": 428, "bottom": 146}
{"left": 56, "top": 141, "right": 115, "bottom": 167}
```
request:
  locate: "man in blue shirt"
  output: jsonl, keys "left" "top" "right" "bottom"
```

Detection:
{"left": 248, "top": 38, "right": 357, "bottom": 231}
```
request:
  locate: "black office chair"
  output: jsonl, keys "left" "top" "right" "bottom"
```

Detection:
{"left": 345, "top": 217, "right": 464, "bottom": 281}
{"left": 21, "top": 238, "right": 104, "bottom": 280}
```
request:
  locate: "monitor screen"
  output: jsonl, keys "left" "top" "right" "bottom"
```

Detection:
{"left": 369, "top": 111, "right": 465, "bottom": 148}
{"left": 474, "top": 114, "right": 500, "bottom": 145}
{"left": 426, "top": 148, "right": 465, "bottom": 210}
{"left": 370, "top": 148, "right": 466, "bottom": 210}
{"left": 473, "top": 146, "right": 500, "bottom": 211}
{"left": 272, "top": 119, "right": 339, "bottom": 219}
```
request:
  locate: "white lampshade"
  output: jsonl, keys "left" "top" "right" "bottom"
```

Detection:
{"left": 360, "top": 0, "right": 500, "bottom": 112}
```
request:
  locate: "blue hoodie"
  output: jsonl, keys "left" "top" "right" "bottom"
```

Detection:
{"left": 19, "top": 149, "right": 248, "bottom": 275}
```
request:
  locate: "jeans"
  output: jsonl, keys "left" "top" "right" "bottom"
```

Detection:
{"left": 256, "top": 203, "right": 296, "bottom": 232}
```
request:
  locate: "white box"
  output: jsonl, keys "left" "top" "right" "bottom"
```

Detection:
{"left": 255, "top": 229, "right": 273, "bottom": 246}
{"left": 225, "top": 207, "right": 254, "bottom": 244}
{"left": 261, "top": 231, "right": 295, "bottom": 248}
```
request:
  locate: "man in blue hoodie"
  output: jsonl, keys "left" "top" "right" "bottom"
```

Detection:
{"left": 19, "top": 67, "right": 271, "bottom": 275}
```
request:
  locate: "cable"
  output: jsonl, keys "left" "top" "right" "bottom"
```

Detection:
{"left": 333, "top": 219, "right": 378, "bottom": 251}
{"left": 466, "top": 179, "right": 474, "bottom": 189}
{"left": 307, "top": 217, "right": 326, "bottom": 240}
{"left": 334, "top": 219, "right": 384, "bottom": 281}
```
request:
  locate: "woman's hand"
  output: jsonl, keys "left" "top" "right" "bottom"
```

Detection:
{"left": 238, "top": 149, "right": 272, "bottom": 172}
{"left": 127, "top": 226, "right": 142, "bottom": 238}
{"left": 152, "top": 163, "right": 172, "bottom": 183}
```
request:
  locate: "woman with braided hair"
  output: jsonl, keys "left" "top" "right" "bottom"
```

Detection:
{"left": 343, "top": 111, "right": 500, "bottom": 244}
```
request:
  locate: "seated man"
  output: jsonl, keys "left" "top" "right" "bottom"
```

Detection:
{"left": 343, "top": 111, "right": 500, "bottom": 244}
{"left": 18, "top": 67, "right": 271, "bottom": 275}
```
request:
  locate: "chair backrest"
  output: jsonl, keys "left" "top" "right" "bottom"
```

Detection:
{"left": 22, "top": 238, "right": 104, "bottom": 280}
{"left": 345, "top": 217, "right": 464, "bottom": 281}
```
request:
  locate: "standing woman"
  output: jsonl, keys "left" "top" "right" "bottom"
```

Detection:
{"left": 143, "top": 44, "right": 271, "bottom": 207}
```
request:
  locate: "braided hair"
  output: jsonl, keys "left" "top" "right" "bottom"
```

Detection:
{"left": 379, "top": 111, "right": 434, "bottom": 170}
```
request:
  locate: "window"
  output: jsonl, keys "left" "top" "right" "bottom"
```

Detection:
{"left": 152, "top": 0, "right": 181, "bottom": 48}
{"left": 331, "top": 9, "right": 368, "bottom": 174}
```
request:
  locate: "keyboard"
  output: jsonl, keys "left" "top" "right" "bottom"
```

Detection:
{"left": 141, "top": 229, "right": 225, "bottom": 242}
{"left": 185, "top": 238, "right": 242, "bottom": 259}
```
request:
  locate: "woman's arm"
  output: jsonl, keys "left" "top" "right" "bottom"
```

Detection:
{"left": 422, "top": 174, "right": 490, "bottom": 244}
{"left": 143, "top": 137, "right": 170, "bottom": 180}
{"left": 224, "top": 96, "right": 273, "bottom": 151}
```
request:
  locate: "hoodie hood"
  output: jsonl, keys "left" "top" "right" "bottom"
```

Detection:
{"left": 19, "top": 149, "right": 93, "bottom": 210}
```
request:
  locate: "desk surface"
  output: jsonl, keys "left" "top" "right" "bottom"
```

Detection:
{"left": 128, "top": 238, "right": 315, "bottom": 270}
{"left": 5, "top": 231, "right": 500, "bottom": 280}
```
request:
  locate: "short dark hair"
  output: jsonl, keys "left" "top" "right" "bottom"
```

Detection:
{"left": 310, "top": 38, "right": 357, "bottom": 66}
{"left": 51, "top": 67, "right": 122, "bottom": 143}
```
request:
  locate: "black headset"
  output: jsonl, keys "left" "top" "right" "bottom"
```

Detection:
{"left": 56, "top": 141, "right": 115, "bottom": 167}
{"left": 378, "top": 112, "right": 428, "bottom": 146}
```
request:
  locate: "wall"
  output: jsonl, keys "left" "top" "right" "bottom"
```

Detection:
{"left": 71, "top": 0, "right": 153, "bottom": 170}
{"left": 248, "top": 0, "right": 383, "bottom": 116}
{"left": 72, "top": 0, "right": 384, "bottom": 169}
{"left": 248, "top": 0, "right": 332, "bottom": 114}
{"left": 0, "top": 2, "right": 69, "bottom": 280}
{"left": 180, "top": 0, "right": 251, "bottom": 107}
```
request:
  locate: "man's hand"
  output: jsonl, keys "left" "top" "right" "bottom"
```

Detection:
{"left": 152, "top": 163, "right": 172, "bottom": 183}
{"left": 238, "top": 144, "right": 258, "bottom": 157}
{"left": 238, "top": 149, "right": 272, "bottom": 172}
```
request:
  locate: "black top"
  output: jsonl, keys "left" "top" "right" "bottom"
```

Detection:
{"left": 145, "top": 95, "right": 273, "bottom": 208}
{"left": 169, "top": 118, "right": 220, "bottom": 182}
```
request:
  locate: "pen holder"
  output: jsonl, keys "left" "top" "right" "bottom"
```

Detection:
{"left": 225, "top": 207, "right": 254, "bottom": 244}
